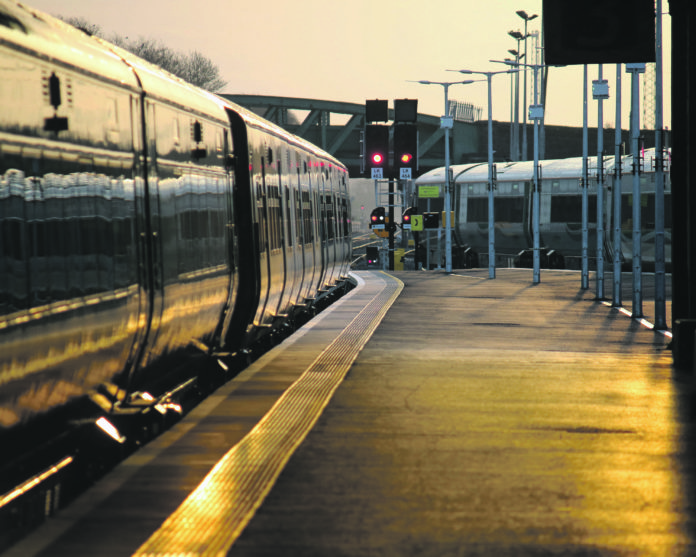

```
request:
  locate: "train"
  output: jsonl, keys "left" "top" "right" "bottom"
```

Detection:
{"left": 414, "top": 148, "right": 671, "bottom": 270}
{"left": 0, "top": 0, "right": 351, "bottom": 532}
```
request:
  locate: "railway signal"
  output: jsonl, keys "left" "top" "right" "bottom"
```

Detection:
{"left": 394, "top": 125, "right": 418, "bottom": 178}
{"left": 365, "top": 124, "right": 389, "bottom": 178}
{"left": 370, "top": 207, "right": 386, "bottom": 229}
{"left": 402, "top": 207, "right": 415, "bottom": 229}
{"left": 366, "top": 246, "right": 379, "bottom": 267}
{"left": 422, "top": 212, "right": 440, "bottom": 229}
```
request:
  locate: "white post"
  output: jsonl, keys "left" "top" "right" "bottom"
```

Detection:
{"left": 444, "top": 84, "right": 452, "bottom": 273}
{"left": 654, "top": 0, "right": 667, "bottom": 329}
{"left": 596, "top": 64, "right": 605, "bottom": 300}
{"left": 582, "top": 65, "right": 589, "bottom": 289}
{"left": 532, "top": 64, "right": 541, "bottom": 284}
{"left": 628, "top": 63, "right": 645, "bottom": 318}
{"left": 613, "top": 64, "right": 623, "bottom": 307}
{"left": 487, "top": 74, "right": 496, "bottom": 279}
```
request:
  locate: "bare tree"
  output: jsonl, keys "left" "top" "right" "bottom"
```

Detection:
{"left": 59, "top": 16, "right": 226, "bottom": 92}
{"left": 119, "top": 37, "right": 185, "bottom": 77}
{"left": 179, "top": 51, "right": 227, "bottom": 93}
{"left": 62, "top": 16, "right": 102, "bottom": 37}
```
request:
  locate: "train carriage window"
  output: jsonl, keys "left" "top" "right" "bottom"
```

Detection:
{"left": 302, "top": 190, "right": 313, "bottom": 243}
{"left": 256, "top": 177, "right": 267, "bottom": 252}
{"left": 467, "top": 197, "right": 523, "bottom": 223}
{"left": 295, "top": 190, "right": 302, "bottom": 245}
{"left": 285, "top": 186, "right": 293, "bottom": 247}
{"left": 622, "top": 192, "right": 671, "bottom": 229}
{"left": 496, "top": 197, "right": 523, "bottom": 223}
{"left": 551, "top": 195, "right": 597, "bottom": 223}
{"left": 325, "top": 194, "right": 335, "bottom": 240}
{"left": 173, "top": 118, "right": 180, "bottom": 146}
{"left": 342, "top": 198, "right": 350, "bottom": 237}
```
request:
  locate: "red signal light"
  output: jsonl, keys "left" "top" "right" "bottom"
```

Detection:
{"left": 372, "top": 153, "right": 384, "bottom": 165}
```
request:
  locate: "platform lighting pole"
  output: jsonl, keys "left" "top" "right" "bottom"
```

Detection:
{"left": 507, "top": 50, "right": 518, "bottom": 161}
{"left": 508, "top": 31, "right": 524, "bottom": 161}
{"left": 613, "top": 64, "right": 623, "bottom": 308}
{"left": 450, "top": 68, "right": 517, "bottom": 279}
{"left": 654, "top": 0, "right": 667, "bottom": 330}
{"left": 516, "top": 10, "right": 538, "bottom": 161}
{"left": 627, "top": 62, "right": 646, "bottom": 318}
{"left": 411, "top": 79, "right": 475, "bottom": 273}
{"left": 581, "top": 65, "right": 589, "bottom": 290}
{"left": 529, "top": 62, "right": 543, "bottom": 284}
{"left": 492, "top": 58, "right": 548, "bottom": 283}
{"left": 595, "top": 64, "right": 606, "bottom": 301}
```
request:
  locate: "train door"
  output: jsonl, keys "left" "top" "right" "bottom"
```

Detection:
{"left": 291, "top": 181, "right": 306, "bottom": 306}
{"left": 254, "top": 157, "right": 271, "bottom": 326}
{"left": 120, "top": 96, "right": 160, "bottom": 385}
{"left": 221, "top": 108, "right": 259, "bottom": 352}
{"left": 269, "top": 156, "right": 288, "bottom": 319}
{"left": 300, "top": 165, "right": 317, "bottom": 302}
{"left": 214, "top": 129, "right": 240, "bottom": 350}
{"left": 128, "top": 100, "right": 165, "bottom": 379}
{"left": 318, "top": 174, "right": 329, "bottom": 291}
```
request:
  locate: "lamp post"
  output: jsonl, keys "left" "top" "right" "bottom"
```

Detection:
{"left": 410, "top": 79, "right": 475, "bottom": 273}
{"left": 449, "top": 68, "right": 518, "bottom": 279}
{"left": 507, "top": 49, "right": 523, "bottom": 161}
{"left": 508, "top": 30, "right": 524, "bottom": 161}
{"left": 516, "top": 10, "right": 538, "bottom": 161}
{"left": 493, "top": 58, "right": 546, "bottom": 283}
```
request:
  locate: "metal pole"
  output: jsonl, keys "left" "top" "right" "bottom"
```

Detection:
{"left": 487, "top": 74, "right": 495, "bottom": 279}
{"left": 596, "top": 64, "right": 605, "bottom": 300}
{"left": 444, "top": 84, "right": 452, "bottom": 273}
{"left": 532, "top": 64, "right": 540, "bottom": 284}
{"left": 613, "top": 64, "right": 623, "bottom": 307}
{"left": 540, "top": 28, "right": 547, "bottom": 160}
{"left": 388, "top": 177, "right": 394, "bottom": 271}
{"left": 654, "top": 0, "right": 667, "bottom": 330}
{"left": 509, "top": 70, "right": 514, "bottom": 161}
{"left": 426, "top": 197, "right": 431, "bottom": 270}
{"left": 629, "top": 64, "right": 644, "bottom": 317}
{"left": 582, "top": 65, "right": 589, "bottom": 289}
{"left": 514, "top": 44, "right": 520, "bottom": 161}
{"left": 522, "top": 21, "right": 528, "bottom": 160}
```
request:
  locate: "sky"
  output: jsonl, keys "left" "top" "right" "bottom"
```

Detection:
{"left": 25, "top": 0, "right": 671, "bottom": 131}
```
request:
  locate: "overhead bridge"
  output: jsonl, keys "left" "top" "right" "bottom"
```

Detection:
{"left": 221, "top": 95, "right": 481, "bottom": 178}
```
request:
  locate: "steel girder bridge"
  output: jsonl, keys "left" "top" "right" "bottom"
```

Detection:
{"left": 221, "top": 95, "right": 482, "bottom": 178}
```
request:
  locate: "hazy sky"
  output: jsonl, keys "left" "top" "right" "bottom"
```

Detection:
{"left": 25, "top": 0, "right": 671, "bottom": 130}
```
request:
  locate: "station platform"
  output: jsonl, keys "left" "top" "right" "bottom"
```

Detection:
{"left": 4, "top": 269, "right": 694, "bottom": 556}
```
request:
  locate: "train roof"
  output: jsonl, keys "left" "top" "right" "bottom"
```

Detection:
{"left": 1, "top": 0, "right": 139, "bottom": 90}
{"left": 1, "top": 1, "right": 347, "bottom": 173}
{"left": 415, "top": 147, "right": 669, "bottom": 185}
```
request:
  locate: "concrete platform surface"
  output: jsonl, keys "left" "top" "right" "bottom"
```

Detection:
{"left": 5, "top": 269, "right": 693, "bottom": 557}
{"left": 230, "top": 269, "right": 694, "bottom": 556}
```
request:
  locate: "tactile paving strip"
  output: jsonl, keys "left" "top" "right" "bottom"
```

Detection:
{"left": 134, "top": 272, "right": 403, "bottom": 557}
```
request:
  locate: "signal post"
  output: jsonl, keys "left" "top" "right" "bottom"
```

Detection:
{"left": 364, "top": 99, "right": 418, "bottom": 271}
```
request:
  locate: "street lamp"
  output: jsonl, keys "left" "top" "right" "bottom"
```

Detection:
{"left": 409, "top": 79, "right": 475, "bottom": 273}
{"left": 448, "top": 68, "right": 518, "bottom": 280}
{"left": 508, "top": 30, "right": 524, "bottom": 161}
{"left": 506, "top": 49, "right": 524, "bottom": 161}
{"left": 516, "top": 10, "right": 538, "bottom": 161}
{"left": 492, "top": 58, "right": 545, "bottom": 284}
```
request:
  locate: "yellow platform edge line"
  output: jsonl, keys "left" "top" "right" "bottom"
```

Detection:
{"left": 134, "top": 272, "right": 403, "bottom": 557}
